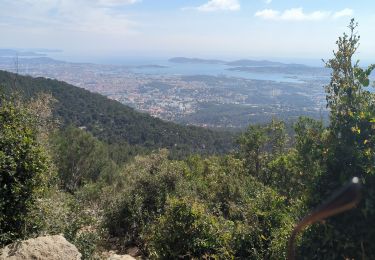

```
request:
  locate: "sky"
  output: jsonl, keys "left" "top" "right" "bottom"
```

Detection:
{"left": 0, "top": 0, "right": 375, "bottom": 63}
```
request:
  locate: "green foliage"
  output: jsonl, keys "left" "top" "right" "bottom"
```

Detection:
{"left": 0, "top": 94, "right": 49, "bottom": 245}
{"left": 299, "top": 19, "right": 375, "bottom": 259}
{"left": 266, "top": 151, "right": 302, "bottom": 199}
{"left": 294, "top": 117, "right": 325, "bottom": 169}
{"left": 104, "top": 150, "right": 185, "bottom": 246}
{"left": 263, "top": 117, "right": 326, "bottom": 201}
{"left": 104, "top": 151, "right": 293, "bottom": 259}
{"left": 237, "top": 124, "right": 268, "bottom": 177}
{"left": 51, "top": 126, "right": 118, "bottom": 192}
{"left": 237, "top": 119, "right": 289, "bottom": 188}
{"left": 0, "top": 70, "right": 235, "bottom": 158}
{"left": 182, "top": 155, "right": 294, "bottom": 259}
{"left": 322, "top": 19, "right": 375, "bottom": 183}
{"left": 182, "top": 155, "right": 249, "bottom": 217}
{"left": 72, "top": 232, "right": 99, "bottom": 260}
{"left": 34, "top": 190, "right": 100, "bottom": 260}
{"left": 0, "top": 92, "right": 102, "bottom": 256}
{"left": 238, "top": 119, "right": 287, "bottom": 171}
{"left": 146, "top": 197, "right": 234, "bottom": 259}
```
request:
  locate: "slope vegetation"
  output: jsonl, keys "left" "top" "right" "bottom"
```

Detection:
{"left": 0, "top": 70, "right": 234, "bottom": 156}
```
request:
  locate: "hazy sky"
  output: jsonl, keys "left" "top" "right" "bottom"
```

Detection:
{"left": 1, "top": 0, "right": 374, "bottom": 61}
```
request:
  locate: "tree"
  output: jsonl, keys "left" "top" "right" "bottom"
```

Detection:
{"left": 237, "top": 119, "right": 288, "bottom": 184}
{"left": 291, "top": 117, "right": 326, "bottom": 197}
{"left": 294, "top": 117, "right": 325, "bottom": 168}
{"left": 300, "top": 19, "right": 375, "bottom": 259}
{"left": 0, "top": 93, "right": 49, "bottom": 245}
{"left": 51, "top": 126, "right": 117, "bottom": 193}
{"left": 323, "top": 19, "right": 375, "bottom": 184}
{"left": 238, "top": 124, "right": 268, "bottom": 177}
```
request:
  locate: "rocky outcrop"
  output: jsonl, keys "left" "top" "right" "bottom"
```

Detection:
{"left": 0, "top": 235, "right": 81, "bottom": 260}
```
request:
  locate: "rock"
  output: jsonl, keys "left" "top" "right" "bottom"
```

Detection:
{"left": 0, "top": 235, "right": 81, "bottom": 260}
{"left": 101, "top": 251, "right": 137, "bottom": 260}
{"left": 107, "top": 254, "right": 136, "bottom": 260}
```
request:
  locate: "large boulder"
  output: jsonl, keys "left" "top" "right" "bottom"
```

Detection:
{"left": 0, "top": 235, "right": 81, "bottom": 260}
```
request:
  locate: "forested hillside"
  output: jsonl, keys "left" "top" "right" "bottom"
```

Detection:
{"left": 0, "top": 70, "right": 234, "bottom": 157}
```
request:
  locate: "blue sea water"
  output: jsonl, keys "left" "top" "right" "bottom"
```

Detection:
{"left": 44, "top": 53, "right": 327, "bottom": 83}
{"left": 42, "top": 51, "right": 302, "bottom": 83}
{"left": 129, "top": 61, "right": 306, "bottom": 83}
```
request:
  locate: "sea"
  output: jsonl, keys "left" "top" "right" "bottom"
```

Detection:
{"left": 46, "top": 53, "right": 327, "bottom": 83}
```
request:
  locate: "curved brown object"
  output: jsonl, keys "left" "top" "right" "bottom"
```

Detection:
{"left": 287, "top": 177, "right": 361, "bottom": 260}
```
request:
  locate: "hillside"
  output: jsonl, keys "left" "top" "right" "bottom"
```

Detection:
{"left": 0, "top": 70, "right": 234, "bottom": 156}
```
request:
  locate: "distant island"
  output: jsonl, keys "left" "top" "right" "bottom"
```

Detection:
{"left": 168, "top": 57, "right": 225, "bottom": 64}
{"left": 169, "top": 56, "right": 312, "bottom": 68}
{"left": 0, "top": 49, "right": 47, "bottom": 57}
{"left": 0, "top": 56, "right": 66, "bottom": 65}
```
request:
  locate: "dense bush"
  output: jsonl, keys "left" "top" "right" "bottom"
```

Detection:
{"left": 0, "top": 94, "right": 49, "bottom": 245}
{"left": 0, "top": 94, "right": 102, "bottom": 257}
{"left": 51, "top": 126, "right": 119, "bottom": 192}
{"left": 32, "top": 190, "right": 100, "bottom": 259}
{"left": 104, "top": 151, "right": 294, "bottom": 259}
{"left": 146, "top": 197, "right": 234, "bottom": 259}
{"left": 104, "top": 150, "right": 185, "bottom": 246}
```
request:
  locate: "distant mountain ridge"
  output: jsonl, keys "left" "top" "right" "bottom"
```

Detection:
{"left": 169, "top": 57, "right": 312, "bottom": 68}
{"left": 0, "top": 49, "right": 47, "bottom": 57}
{"left": 0, "top": 56, "right": 66, "bottom": 65}
{"left": 0, "top": 70, "right": 234, "bottom": 157}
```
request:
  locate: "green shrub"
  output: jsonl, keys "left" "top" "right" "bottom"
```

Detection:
{"left": 71, "top": 231, "right": 99, "bottom": 260}
{"left": 230, "top": 186, "right": 293, "bottom": 259}
{"left": 103, "top": 151, "right": 296, "bottom": 259}
{"left": 0, "top": 94, "right": 49, "bottom": 245}
{"left": 33, "top": 190, "right": 100, "bottom": 260}
{"left": 51, "top": 126, "right": 118, "bottom": 193}
{"left": 104, "top": 150, "right": 186, "bottom": 247}
{"left": 146, "top": 197, "right": 234, "bottom": 259}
